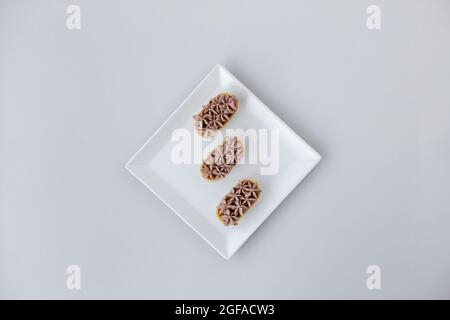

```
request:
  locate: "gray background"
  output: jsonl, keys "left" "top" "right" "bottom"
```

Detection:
{"left": 1, "top": 0, "right": 449, "bottom": 299}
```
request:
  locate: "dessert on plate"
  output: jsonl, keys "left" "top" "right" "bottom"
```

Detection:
{"left": 193, "top": 93, "right": 239, "bottom": 137}
{"left": 216, "top": 179, "right": 261, "bottom": 226}
{"left": 200, "top": 136, "right": 244, "bottom": 181}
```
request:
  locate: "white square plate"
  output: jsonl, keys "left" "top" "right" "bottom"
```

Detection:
{"left": 126, "top": 65, "right": 321, "bottom": 259}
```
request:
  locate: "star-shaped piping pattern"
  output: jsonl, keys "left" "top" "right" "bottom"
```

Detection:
{"left": 193, "top": 93, "right": 239, "bottom": 137}
{"left": 216, "top": 179, "right": 261, "bottom": 226}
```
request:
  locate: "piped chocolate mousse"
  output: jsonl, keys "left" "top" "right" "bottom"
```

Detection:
{"left": 201, "top": 137, "right": 244, "bottom": 181}
{"left": 216, "top": 179, "right": 261, "bottom": 226}
{"left": 193, "top": 93, "right": 239, "bottom": 137}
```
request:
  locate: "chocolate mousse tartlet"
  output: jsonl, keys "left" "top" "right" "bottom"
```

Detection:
{"left": 216, "top": 179, "right": 261, "bottom": 226}
{"left": 201, "top": 137, "right": 244, "bottom": 181}
{"left": 193, "top": 93, "right": 239, "bottom": 137}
